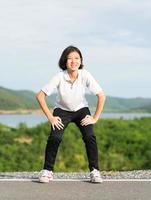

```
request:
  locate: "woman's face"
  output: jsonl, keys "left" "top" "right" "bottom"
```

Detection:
{"left": 66, "top": 51, "right": 81, "bottom": 72}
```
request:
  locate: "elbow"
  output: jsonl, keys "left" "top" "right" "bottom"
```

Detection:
{"left": 36, "top": 91, "right": 44, "bottom": 102}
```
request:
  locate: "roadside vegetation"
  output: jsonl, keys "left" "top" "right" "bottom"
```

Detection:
{"left": 0, "top": 118, "right": 151, "bottom": 172}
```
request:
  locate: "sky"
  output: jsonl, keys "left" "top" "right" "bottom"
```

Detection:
{"left": 0, "top": 0, "right": 151, "bottom": 98}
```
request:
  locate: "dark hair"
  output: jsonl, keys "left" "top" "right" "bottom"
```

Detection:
{"left": 58, "top": 45, "right": 84, "bottom": 70}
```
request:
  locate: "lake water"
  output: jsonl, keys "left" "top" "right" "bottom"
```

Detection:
{"left": 0, "top": 113, "right": 151, "bottom": 128}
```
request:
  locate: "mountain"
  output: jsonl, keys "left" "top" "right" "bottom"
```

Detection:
{"left": 0, "top": 86, "right": 151, "bottom": 113}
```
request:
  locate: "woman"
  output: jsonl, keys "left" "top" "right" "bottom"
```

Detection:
{"left": 36, "top": 45, "right": 106, "bottom": 183}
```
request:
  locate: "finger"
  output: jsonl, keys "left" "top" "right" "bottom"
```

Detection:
{"left": 81, "top": 118, "right": 92, "bottom": 125}
{"left": 57, "top": 119, "right": 64, "bottom": 129}
{"left": 80, "top": 117, "right": 87, "bottom": 123}
{"left": 52, "top": 124, "right": 55, "bottom": 130}
{"left": 58, "top": 123, "right": 64, "bottom": 129}
{"left": 58, "top": 121, "right": 64, "bottom": 127}
{"left": 81, "top": 120, "right": 88, "bottom": 126}
{"left": 55, "top": 124, "right": 61, "bottom": 130}
{"left": 83, "top": 122, "right": 91, "bottom": 126}
{"left": 81, "top": 118, "right": 87, "bottom": 123}
{"left": 56, "top": 122, "right": 64, "bottom": 130}
{"left": 58, "top": 120, "right": 64, "bottom": 126}
{"left": 81, "top": 115, "right": 91, "bottom": 123}
{"left": 57, "top": 117, "right": 62, "bottom": 122}
{"left": 80, "top": 120, "right": 85, "bottom": 125}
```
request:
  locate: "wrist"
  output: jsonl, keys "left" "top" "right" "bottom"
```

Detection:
{"left": 92, "top": 116, "right": 98, "bottom": 122}
{"left": 48, "top": 116, "right": 54, "bottom": 122}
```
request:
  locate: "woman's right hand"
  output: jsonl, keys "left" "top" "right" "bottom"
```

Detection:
{"left": 49, "top": 116, "right": 64, "bottom": 130}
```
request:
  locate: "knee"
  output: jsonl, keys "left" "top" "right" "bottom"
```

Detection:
{"left": 83, "top": 134, "right": 96, "bottom": 143}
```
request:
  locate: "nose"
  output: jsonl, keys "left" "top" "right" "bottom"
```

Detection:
{"left": 70, "top": 59, "right": 75, "bottom": 63}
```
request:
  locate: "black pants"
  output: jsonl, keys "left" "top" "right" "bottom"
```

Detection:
{"left": 44, "top": 107, "right": 99, "bottom": 171}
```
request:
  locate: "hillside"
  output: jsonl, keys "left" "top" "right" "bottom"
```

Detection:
{"left": 0, "top": 86, "right": 39, "bottom": 110}
{"left": 103, "top": 96, "right": 151, "bottom": 113}
{"left": 0, "top": 86, "right": 151, "bottom": 113}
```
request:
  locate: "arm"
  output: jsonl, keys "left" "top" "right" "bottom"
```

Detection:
{"left": 93, "top": 91, "right": 106, "bottom": 121}
{"left": 36, "top": 90, "right": 64, "bottom": 130}
{"left": 80, "top": 91, "right": 106, "bottom": 126}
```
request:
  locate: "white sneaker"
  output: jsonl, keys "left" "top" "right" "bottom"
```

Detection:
{"left": 90, "top": 169, "right": 103, "bottom": 183}
{"left": 39, "top": 169, "right": 53, "bottom": 183}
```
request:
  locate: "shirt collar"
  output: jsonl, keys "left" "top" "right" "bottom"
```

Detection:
{"left": 63, "top": 70, "right": 81, "bottom": 82}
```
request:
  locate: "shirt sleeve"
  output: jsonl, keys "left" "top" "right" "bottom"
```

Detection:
{"left": 41, "top": 73, "right": 61, "bottom": 96}
{"left": 84, "top": 70, "right": 103, "bottom": 95}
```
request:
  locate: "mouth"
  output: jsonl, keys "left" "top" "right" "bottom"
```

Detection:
{"left": 71, "top": 65, "right": 78, "bottom": 67}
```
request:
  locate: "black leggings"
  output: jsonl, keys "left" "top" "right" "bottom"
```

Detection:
{"left": 44, "top": 107, "right": 99, "bottom": 171}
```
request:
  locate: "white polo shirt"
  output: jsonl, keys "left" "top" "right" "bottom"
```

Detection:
{"left": 41, "top": 69, "right": 103, "bottom": 111}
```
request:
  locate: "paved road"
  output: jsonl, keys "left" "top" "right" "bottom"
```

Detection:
{"left": 0, "top": 180, "right": 150, "bottom": 200}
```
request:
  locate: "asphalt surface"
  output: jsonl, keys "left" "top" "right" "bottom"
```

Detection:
{"left": 0, "top": 180, "right": 150, "bottom": 200}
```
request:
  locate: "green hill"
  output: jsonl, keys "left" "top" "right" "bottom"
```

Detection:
{"left": 0, "top": 87, "right": 39, "bottom": 110}
{"left": 103, "top": 96, "right": 151, "bottom": 113}
{"left": 0, "top": 86, "right": 151, "bottom": 113}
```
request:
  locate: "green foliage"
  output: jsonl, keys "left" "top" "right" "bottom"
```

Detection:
{"left": 0, "top": 118, "right": 151, "bottom": 172}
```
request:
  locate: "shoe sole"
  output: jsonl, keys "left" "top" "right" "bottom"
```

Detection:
{"left": 39, "top": 178, "right": 53, "bottom": 183}
{"left": 90, "top": 179, "right": 103, "bottom": 183}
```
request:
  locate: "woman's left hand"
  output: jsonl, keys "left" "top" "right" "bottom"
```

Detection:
{"left": 80, "top": 115, "right": 96, "bottom": 126}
